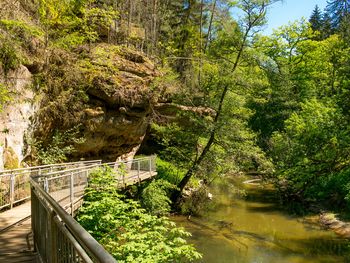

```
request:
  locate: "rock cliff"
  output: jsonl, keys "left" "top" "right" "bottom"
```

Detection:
{"left": 0, "top": 66, "right": 36, "bottom": 169}
{"left": 32, "top": 44, "right": 160, "bottom": 162}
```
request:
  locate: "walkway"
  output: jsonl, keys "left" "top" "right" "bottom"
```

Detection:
{"left": 0, "top": 156, "right": 157, "bottom": 262}
{"left": 0, "top": 203, "right": 38, "bottom": 262}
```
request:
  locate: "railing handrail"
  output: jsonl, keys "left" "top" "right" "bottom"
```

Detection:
{"left": 103, "top": 155, "right": 156, "bottom": 166}
{"left": 31, "top": 179, "right": 117, "bottom": 263}
{"left": 34, "top": 155, "right": 157, "bottom": 179}
{"left": 0, "top": 160, "right": 102, "bottom": 176}
{"left": 30, "top": 155, "right": 157, "bottom": 262}
{"left": 34, "top": 164, "right": 101, "bottom": 179}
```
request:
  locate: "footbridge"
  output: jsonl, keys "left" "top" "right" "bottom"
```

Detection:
{"left": 0, "top": 156, "right": 157, "bottom": 262}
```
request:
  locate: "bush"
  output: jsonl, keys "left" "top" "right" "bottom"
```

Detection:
{"left": 77, "top": 166, "right": 201, "bottom": 262}
{"left": 141, "top": 179, "right": 177, "bottom": 216}
{"left": 156, "top": 158, "right": 185, "bottom": 185}
{"left": 0, "top": 39, "right": 21, "bottom": 76}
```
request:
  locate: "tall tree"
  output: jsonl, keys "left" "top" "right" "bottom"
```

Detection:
{"left": 174, "top": 0, "right": 279, "bottom": 199}
{"left": 325, "top": 0, "right": 350, "bottom": 29}
{"left": 309, "top": 5, "right": 323, "bottom": 34}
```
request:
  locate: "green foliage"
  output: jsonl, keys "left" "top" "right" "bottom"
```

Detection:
{"left": 77, "top": 167, "right": 201, "bottom": 262}
{"left": 0, "top": 19, "right": 44, "bottom": 38}
{"left": 0, "top": 83, "right": 10, "bottom": 111}
{"left": 141, "top": 179, "right": 177, "bottom": 216}
{"left": 0, "top": 38, "right": 21, "bottom": 76}
{"left": 270, "top": 99, "right": 350, "bottom": 205}
{"left": 155, "top": 158, "right": 185, "bottom": 185}
{"left": 38, "top": 0, "right": 118, "bottom": 48}
{"left": 36, "top": 126, "right": 85, "bottom": 164}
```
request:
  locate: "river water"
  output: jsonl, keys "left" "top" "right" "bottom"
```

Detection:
{"left": 173, "top": 176, "right": 350, "bottom": 263}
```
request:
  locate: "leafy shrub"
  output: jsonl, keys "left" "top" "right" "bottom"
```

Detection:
{"left": 141, "top": 179, "right": 177, "bottom": 216}
{"left": 0, "top": 19, "right": 43, "bottom": 38}
{"left": 156, "top": 158, "right": 185, "bottom": 185}
{"left": 35, "top": 126, "right": 85, "bottom": 164}
{"left": 77, "top": 167, "right": 201, "bottom": 262}
{"left": 0, "top": 39, "right": 21, "bottom": 76}
{"left": 270, "top": 99, "right": 350, "bottom": 205}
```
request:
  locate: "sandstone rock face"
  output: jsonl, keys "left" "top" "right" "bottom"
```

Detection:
{"left": 35, "top": 45, "right": 160, "bottom": 161}
{"left": 0, "top": 66, "right": 36, "bottom": 169}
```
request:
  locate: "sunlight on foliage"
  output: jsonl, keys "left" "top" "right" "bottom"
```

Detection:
{"left": 77, "top": 167, "right": 202, "bottom": 262}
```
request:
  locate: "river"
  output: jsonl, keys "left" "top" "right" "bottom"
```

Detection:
{"left": 173, "top": 176, "right": 350, "bottom": 263}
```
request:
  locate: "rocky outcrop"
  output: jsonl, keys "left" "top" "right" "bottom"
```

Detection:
{"left": 34, "top": 44, "right": 160, "bottom": 161}
{"left": 0, "top": 66, "right": 36, "bottom": 169}
{"left": 320, "top": 212, "right": 350, "bottom": 238}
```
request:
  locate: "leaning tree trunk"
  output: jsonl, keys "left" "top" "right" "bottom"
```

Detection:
{"left": 173, "top": 0, "right": 270, "bottom": 202}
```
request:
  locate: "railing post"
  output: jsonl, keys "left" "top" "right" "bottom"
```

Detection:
{"left": 137, "top": 160, "right": 141, "bottom": 184}
{"left": 149, "top": 157, "right": 152, "bottom": 175}
{"left": 70, "top": 172, "right": 74, "bottom": 216}
{"left": 122, "top": 170, "right": 125, "bottom": 188}
{"left": 10, "top": 172, "right": 15, "bottom": 209}
{"left": 44, "top": 177, "right": 49, "bottom": 193}
{"left": 48, "top": 212, "right": 58, "bottom": 263}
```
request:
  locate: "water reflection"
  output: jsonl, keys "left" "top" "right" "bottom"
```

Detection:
{"left": 173, "top": 176, "right": 350, "bottom": 263}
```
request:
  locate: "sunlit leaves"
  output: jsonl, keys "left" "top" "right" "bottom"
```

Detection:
{"left": 77, "top": 167, "right": 201, "bottom": 262}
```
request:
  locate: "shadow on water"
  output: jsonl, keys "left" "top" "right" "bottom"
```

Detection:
{"left": 173, "top": 176, "right": 350, "bottom": 263}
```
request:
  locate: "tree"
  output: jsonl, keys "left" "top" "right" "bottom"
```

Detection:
{"left": 321, "top": 12, "right": 334, "bottom": 39}
{"left": 252, "top": 18, "right": 350, "bottom": 208}
{"left": 172, "top": 0, "right": 279, "bottom": 200}
{"left": 309, "top": 5, "right": 323, "bottom": 39}
{"left": 325, "top": 0, "right": 350, "bottom": 29}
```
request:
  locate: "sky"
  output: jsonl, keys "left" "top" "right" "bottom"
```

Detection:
{"left": 263, "top": 0, "right": 329, "bottom": 34}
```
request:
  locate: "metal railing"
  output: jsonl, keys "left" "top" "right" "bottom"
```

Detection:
{"left": 0, "top": 160, "right": 101, "bottom": 210}
{"left": 30, "top": 155, "right": 157, "bottom": 263}
{"left": 31, "top": 179, "right": 117, "bottom": 263}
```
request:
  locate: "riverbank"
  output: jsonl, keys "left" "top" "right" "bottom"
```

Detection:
{"left": 173, "top": 175, "right": 350, "bottom": 262}
{"left": 320, "top": 212, "right": 350, "bottom": 239}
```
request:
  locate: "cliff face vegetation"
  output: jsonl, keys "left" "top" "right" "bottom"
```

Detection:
{"left": 1, "top": 0, "right": 350, "bottom": 215}
{"left": 0, "top": 0, "right": 164, "bottom": 165}
{"left": 35, "top": 44, "right": 160, "bottom": 161}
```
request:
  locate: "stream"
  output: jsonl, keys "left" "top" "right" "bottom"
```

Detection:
{"left": 173, "top": 176, "right": 350, "bottom": 263}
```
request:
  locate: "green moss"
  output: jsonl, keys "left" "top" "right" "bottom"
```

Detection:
{"left": 0, "top": 19, "right": 44, "bottom": 38}
{"left": 0, "top": 39, "right": 22, "bottom": 76}
{"left": 53, "top": 32, "right": 86, "bottom": 49}
{"left": 3, "top": 147, "right": 19, "bottom": 169}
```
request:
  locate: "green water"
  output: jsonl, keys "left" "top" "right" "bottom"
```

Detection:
{"left": 173, "top": 177, "right": 350, "bottom": 263}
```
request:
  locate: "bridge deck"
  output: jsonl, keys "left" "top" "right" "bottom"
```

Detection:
{"left": 0, "top": 207, "right": 38, "bottom": 262}
{"left": 0, "top": 168, "right": 157, "bottom": 262}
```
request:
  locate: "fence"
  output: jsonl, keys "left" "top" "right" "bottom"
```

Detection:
{"left": 30, "top": 155, "right": 157, "bottom": 263}
{"left": 31, "top": 179, "right": 117, "bottom": 263}
{"left": 0, "top": 160, "right": 101, "bottom": 210}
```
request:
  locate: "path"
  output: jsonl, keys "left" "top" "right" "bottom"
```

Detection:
{"left": 0, "top": 207, "right": 38, "bottom": 262}
{"left": 0, "top": 156, "right": 157, "bottom": 262}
